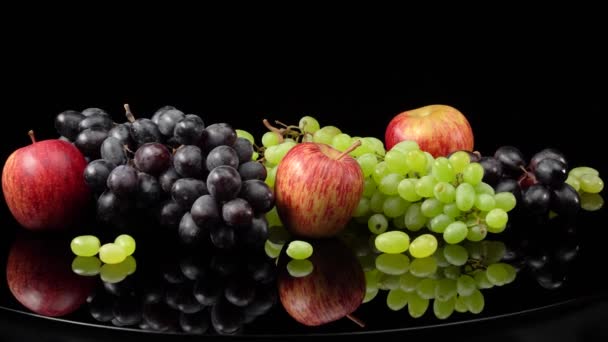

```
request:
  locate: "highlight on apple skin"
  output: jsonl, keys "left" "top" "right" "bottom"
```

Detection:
{"left": 385, "top": 104, "right": 474, "bottom": 157}
{"left": 274, "top": 142, "right": 365, "bottom": 238}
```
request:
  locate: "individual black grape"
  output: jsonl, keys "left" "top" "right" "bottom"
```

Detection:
{"left": 79, "top": 114, "right": 113, "bottom": 132}
{"left": 239, "top": 180, "right": 274, "bottom": 214}
{"left": 247, "top": 253, "right": 274, "bottom": 284}
{"left": 137, "top": 172, "right": 162, "bottom": 205}
{"left": 151, "top": 105, "right": 177, "bottom": 125}
{"left": 158, "top": 108, "right": 185, "bottom": 136}
{"left": 494, "top": 146, "right": 526, "bottom": 176}
{"left": 180, "top": 256, "right": 206, "bottom": 281}
{"left": 163, "top": 264, "right": 188, "bottom": 284}
{"left": 211, "top": 298, "right": 244, "bottom": 335}
{"left": 55, "top": 110, "right": 84, "bottom": 140}
{"left": 232, "top": 137, "right": 254, "bottom": 164}
{"left": 75, "top": 128, "right": 108, "bottom": 159}
{"left": 113, "top": 298, "right": 143, "bottom": 325}
{"left": 206, "top": 145, "right": 239, "bottom": 171}
{"left": 174, "top": 145, "right": 204, "bottom": 178}
{"left": 174, "top": 114, "right": 206, "bottom": 146}
{"left": 129, "top": 117, "right": 162, "bottom": 146}
{"left": 179, "top": 212, "right": 207, "bottom": 246}
{"left": 103, "top": 277, "right": 138, "bottom": 296}
{"left": 84, "top": 159, "right": 116, "bottom": 192}
{"left": 101, "top": 136, "right": 128, "bottom": 166}
{"left": 242, "top": 286, "right": 276, "bottom": 318}
{"left": 551, "top": 183, "right": 581, "bottom": 217}
{"left": 160, "top": 200, "right": 187, "bottom": 229}
{"left": 238, "top": 161, "right": 267, "bottom": 181}
{"left": 495, "top": 178, "right": 523, "bottom": 203}
{"left": 172, "top": 178, "right": 208, "bottom": 208}
{"left": 175, "top": 285, "right": 204, "bottom": 314}
{"left": 207, "top": 166, "right": 242, "bottom": 202}
{"left": 191, "top": 195, "right": 220, "bottom": 228}
{"left": 224, "top": 277, "right": 256, "bottom": 307}
{"left": 89, "top": 292, "right": 115, "bottom": 322}
{"left": 210, "top": 253, "right": 239, "bottom": 276}
{"left": 159, "top": 167, "right": 181, "bottom": 193}
{"left": 529, "top": 148, "right": 568, "bottom": 171}
{"left": 222, "top": 198, "right": 253, "bottom": 227}
{"left": 143, "top": 280, "right": 166, "bottom": 304}
{"left": 534, "top": 158, "right": 567, "bottom": 187}
{"left": 523, "top": 184, "right": 551, "bottom": 215}
{"left": 108, "top": 123, "right": 135, "bottom": 149}
{"left": 479, "top": 157, "right": 503, "bottom": 186}
{"left": 107, "top": 165, "right": 139, "bottom": 196}
{"left": 97, "top": 190, "right": 130, "bottom": 222}
{"left": 179, "top": 311, "right": 209, "bottom": 334}
{"left": 237, "top": 214, "right": 269, "bottom": 249}
{"left": 210, "top": 224, "right": 236, "bottom": 249}
{"left": 193, "top": 272, "right": 223, "bottom": 306}
{"left": 82, "top": 107, "right": 109, "bottom": 117}
{"left": 143, "top": 303, "right": 176, "bottom": 331}
{"left": 134, "top": 142, "right": 172, "bottom": 175}
{"left": 204, "top": 123, "right": 237, "bottom": 151}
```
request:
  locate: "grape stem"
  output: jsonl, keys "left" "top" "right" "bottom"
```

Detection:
{"left": 262, "top": 119, "right": 285, "bottom": 143}
{"left": 28, "top": 130, "right": 36, "bottom": 144}
{"left": 124, "top": 104, "right": 136, "bottom": 123}
{"left": 336, "top": 140, "right": 362, "bottom": 160}
{"left": 346, "top": 314, "right": 365, "bottom": 328}
{"left": 274, "top": 120, "right": 300, "bottom": 132}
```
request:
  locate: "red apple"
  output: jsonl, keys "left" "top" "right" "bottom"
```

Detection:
{"left": 385, "top": 104, "right": 474, "bottom": 157}
{"left": 274, "top": 142, "right": 364, "bottom": 238}
{"left": 6, "top": 233, "right": 96, "bottom": 317}
{"left": 2, "top": 131, "right": 91, "bottom": 231}
{"left": 277, "top": 238, "right": 365, "bottom": 326}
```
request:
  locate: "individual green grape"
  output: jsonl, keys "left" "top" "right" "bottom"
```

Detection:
{"left": 435, "top": 278, "right": 458, "bottom": 301}
{"left": 462, "top": 163, "right": 484, "bottom": 186}
{"left": 467, "top": 224, "right": 488, "bottom": 242}
{"left": 264, "top": 240, "right": 283, "bottom": 259}
{"left": 100, "top": 263, "right": 128, "bottom": 284}
{"left": 264, "top": 145, "right": 281, "bottom": 165}
{"left": 454, "top": 295, "right": 468, "bottom": 313}
{"left": 443, "top": 244, "right": 468, "bottom": 266}
{"left": 287, "top": 259, "right": 314, "bottom": 277}
{"left": 385, "top": 150, "right": 408, "bottom": 175}
{"left": 457, "top": 275, "right": 477, "bottom": 296}
{"left": 421, "top": 198, "right": 444, "bottom": 218}
{"left": 443, "top": 221, "right": 468, "bottom": 244}
{"left": 353, "top": 197, "right": 371, "bottom": 217}
{"left": 236, "top": 129, "right": 255, "bottom": 144}
{"left": 365, "top": 269, "right": 380, "bottom": 291}
{"left": 98, "top": 243, "right": 127, "bottom": 264}
{"left": 358, "top": 153, "right": 378, "bottom": 177}
{"left": 433, "top": 247, "right": 450, "bottom": 267}
{"left": 265, "top": 207, "right": 282, "bottom": 227}
{"left": 122, "top": 256, "right": 137, "bottom": 275}
{"left": 409, "top": 234, "right": 438, "bottom": 258}
{"left": 370, "top": 190, "right": 387, "bottom": 213}
{"left": 70, "top": 235, "right": 101, "bottom": 257}
{"left": 443, "top": 265, "right": 462, "bottom": 280}
{"left": 443, "top": 203, "right": 462, "bottom": 218}
{"left": 363, "top": 287, "right": 379, "bottom": 303}
{"left": 398, "top": 178, "right": 422, "bottom": 202}
{"left": 286, "top": 240, "right": 314, "bottom": 260}
{"left": 114, "top": 234, "right": 136, "bottom": 256}
{"left": 434, "top": 182, "right": 456, "bottom": 204}
{"left": 404, "top": 203, "right": 427, "bottom": 231}
{"left": 298, "top": 116, "right": 321, "bottom": 134}
{"left": 462, "top": 289, "right": 485, "bottom": 314}
{"left": 387, "top": 289, "right": 409, "bottom": 311}
{"left": 424, "top": 152, "right": 435, "bottom": 175}
{"left": 262, "top": 131, "right": 281, "bottom": 147}
{"left": 474, "top": 193, "right": 496, "bottom": 212}
{"left": 373, "top": 162, "right": 390, "bottom": 184}
{"left": 432, "top": 157, "right": 456, "bottom": 183}
{"left": 580, "top": 192, "right": 604, "bottom": 211}
{"left": 71, "top": 256, "right": 101, "bottom": 276}
{"left": 501, "top": 263, "right": 517, "bottom": 284}
{"left": 429, "top": 214, "right": 454, "bottom": 233}
{"left": 409, "top": 257, "right": 438, "bottom": 277}
{"left": 376, "top": 253, "right": 410, "bottom": 275}
{"left": 408, "top": 292, "right": 429, "bottom": 318}
{"left": 569, "top": 166, "right": 599, "bottom": 178}
{"left": 400, "top": 272, "right": 422, "bottom": 292}
{"left": 416, "top": 278, "right": 437, "bottom": 299}
{"left": 474, "top": 184, "right": 493, "bottom": 198}
{"left": 579, "top": 174, "right": 604, "bottom": 193}
{"left": 383, "top": 196, "right": 409, "bottom": 218}
{"left": 379, "top": 173, "right": 404, "bottom": 195}
{"left": 252, "top": 151, "right": 259, "bottom": 161}
{"left": 375, "top": 231, "right": 410, "bottom": 254}
{"left": 485, "top": 208, "right": 508, "bottom": 233}
{"left": 312, "top": 126, "right": 341, "bottom": 145}
{"left": 393, "top": 140, "right": 420, "bottom": 154}
{"left": 473, "top": 270, "right": 494, "bottom": 289}
{"left": 486, "top": 263, "right": 509, "bottom": 286}
{"left": 265, "top": 166, "right": 277, "bottom": 188}
{"left": 393, "top": 215, "right": 407, "bottom": 229}
{"left": 378, "top": 273, "right": 402, "bottom": 290}
{"left": 331, "top": 133, "right": 353, "bottom": 151}
{"left": 494, "top": 192, "right": 517, "bottom": 212}
{"left": 368, "top": 213, "right": 389, "bottom": 234}
{"left": 448, "top": 151, "right": 471, "bottom": 174}
{"left": 455, "top": 183, "right": 476, "bottom": 211}
{"left": 405, "top": 150, "right": 428, "bottom": 174}
{"left": 351, "top": 138, "right": 375, "bottom": 158}
{"left": 434, "top": 296, "right": 456, "bottom": 319}
{"left": 363, "top": 177, "right": 377, "bottom": 197}
{"left": 565, "top": 174, "right": 580, "bottom": 191}
{"left": 416, "top": 175, "right": 437, "bottom": 198}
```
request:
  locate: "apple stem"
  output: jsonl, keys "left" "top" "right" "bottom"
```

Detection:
{"left": 124, "top": 104, "right": 136, "bottom": 123}
{"left": 28, "top": 130, "right": 36, "bottom": 144}
{"left": 336, "top": 140, "right": 362, "bottom": 160}
{"left": 346, "top": 314, "right": 366, "bottom": 328}
{"left": 262, "top": 119, "right": 284, "bottom": 143}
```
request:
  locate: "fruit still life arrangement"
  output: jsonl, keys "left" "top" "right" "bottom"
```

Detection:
{"left": 1, "top": 103, "right": 604, "bottom": 335}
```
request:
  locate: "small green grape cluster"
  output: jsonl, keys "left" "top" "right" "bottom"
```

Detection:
{"left": 70, "top": 234, "right": 137, "bottom": 283}
{"left": 566, "top": 166, "right": 604, "bottom": 211}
